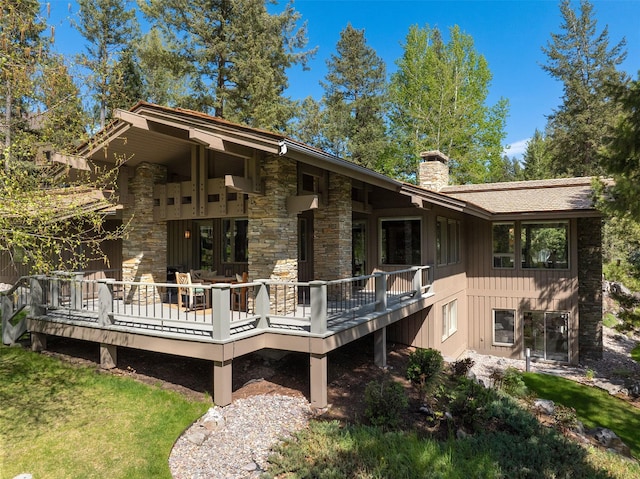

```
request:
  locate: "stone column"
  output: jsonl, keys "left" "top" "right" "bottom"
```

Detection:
{"left": 248, "top": 155, "right": 298, "bottom": 314}
{"left": 577, "top": 217, "right": 603, "bottom": 361}
{"left": 314, "top": 172, "right": 352, "bottom": 299}
{"left": 122, "top": 162, "right": 167, "bottom": 304}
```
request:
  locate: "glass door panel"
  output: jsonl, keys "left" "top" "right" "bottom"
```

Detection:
{"left": 545, "top": 312, "right": 569, "bottom": 362}
{"left": 523, "top": 311, "right": 545, "bottom": 359}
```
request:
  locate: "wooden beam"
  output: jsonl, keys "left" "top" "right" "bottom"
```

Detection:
{"left": 225, "top": 175, "right": 262, "bottom": 195}
{"left": 50, "top": 152, "right": 90, "bottom": 171}
{"left": 286, "top": 195, "right": 318, "bottom": 214}
{"left": 113, "top": 109, "right": 149, "bottom": 130}
{"left": 189, "top": 128, "right": 225, "bottom": 150}
{"left": 411, "top": 195, "right": 430, "bottom": 209}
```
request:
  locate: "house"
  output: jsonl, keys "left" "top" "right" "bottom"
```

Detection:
{"left": 5, "top": 102, "right": 602, "bottom": 407}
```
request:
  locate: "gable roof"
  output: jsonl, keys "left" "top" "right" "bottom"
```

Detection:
{"left": 439, "top": 177, "right": 600, "bottom": 218}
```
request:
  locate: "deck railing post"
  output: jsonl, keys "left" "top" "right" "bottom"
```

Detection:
{"left": 255, "top": 280, "right": 270, "bottom": 329}
{"left": 51, "top": 275, "right": 60, "bottom": 308}
{"left": 30, "top": 276, "right": 45, "bottom": 317}
{"left": 98, "top": 279, "right": 114, "bottom": 326}
{"left": 310, "top": 281, "right": 327, "bottom": 334}
{"left": 212, "top": 284, "right": 231, "bottom": 340}
{"left": 70, "top": 272, "right": 84, "bottom": 310}
{"left": 411, "top": 266, "right": 422, "bottom": 296}
{"left": 374, "top": 272, "right": 387, "bottom": 312}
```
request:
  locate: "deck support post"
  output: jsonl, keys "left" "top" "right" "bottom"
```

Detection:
{"left": 213, "top": 360, "right": 233, "bottom": 406}
{"left": 255, "top": 280, "right": 270, "bottom": 329}
{"left": 212, "top": 285, "right": 231, "bottom": 340}
{"left": 100, "top": 343, "right": 117, "bottom": 369}
{"left": 374, "top": 327, "right": 387, "bottom": 368}
{"left": 411, "top": 266, "right": 422, "bottom": 296}
{"left": 31, "top": 332, "right": 47, "bottom": 352}
{"left": 310, "top": 353, "right": 328, "bottom": 410}
{"left": 98, "top": 280, "right": 114, "bottom": 326}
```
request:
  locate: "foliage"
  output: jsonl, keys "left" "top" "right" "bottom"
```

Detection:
{"left": 490, "top": 367, "right": 528, "bottom": 398}
{"left": 522, "top": 129, "right": 554, "bottom": 180}
{"left": 140, "top": 0, "right": 315, "bottom": 131}
{"left": 542, "top": 0, "right": 628, "bottom": 177}
{"left": 75, "top": 0, "right": 140, "bottom": 129}
{"left": 406, "top": 347, "right": 443, "bottom": 400}
{"left": 319, "top": 24, "right": 388, "bottom": 170}
{"left": 0, "top": 344, "right": 209, "bottom": 478}
{"left": 602, "top": 312, "right": 619, "bottom": 329}
{"left": 450, "top": 357, "right": 474, "bottom": 378}
{"left": 523, "top": 372, "right": 640, "bottom": 458}
{"left": 363, "top": 377, "right": 408, "bottom": 430}
{"left": 631, "top": 344, "right": 640, "bottom": 364}
{"left": 388, "top": 24, "right": 508, "bottom": 184}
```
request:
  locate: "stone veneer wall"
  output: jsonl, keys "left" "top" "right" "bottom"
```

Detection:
{"left": 314, "top": 172, "right": 352, "bottom": 299}
{"left": 577, "top": 217, "right": 603, "bottom": 360}
{"left": 122, "top": 162, "right": 167, "bottom": 304}
{"left": 418, "top": 151, "right": 449, "bottom": 192}
{"left": 248, "top": 155, "right": 298, "bottom": 314}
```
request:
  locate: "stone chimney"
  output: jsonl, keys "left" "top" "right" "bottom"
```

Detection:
{"left": 418, "top": 150, "right": 449, "bottom": 192}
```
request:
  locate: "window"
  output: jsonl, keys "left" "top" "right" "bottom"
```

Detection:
{"left": 380, "top": 218, "right": 421, "bottom": 265}
{"left": 222, "top": 218, "right": 248, "bottom": 263}
{"left": 493, "top": 309, "right": 515, "bottom": 345}
{"left": 493, "top": 222, "right": 515, "bottom": 268}
{"left": 437, "top": 217, "right": 461, "bottom": 266}
{"left": 298, "top": 218, "right": 308, "bottom": 262}
{"left": 521, "top": 222, "right": 568, "bottom": 269}
{"left": 442, "top": 299, "right": 458, "bottom": 340}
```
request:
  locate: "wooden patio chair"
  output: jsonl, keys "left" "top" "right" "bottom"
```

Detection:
{"left": 231, "top": 272, "right": 249, "bottom": 311}
{"left": 175, "top": 272, "right": 207, "bottom": 311}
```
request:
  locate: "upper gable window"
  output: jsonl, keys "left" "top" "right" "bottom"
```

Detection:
{"left": 521, "top": 222, "right": 569, "bottom": 269}
{"left": 380, "top": 218, "right": 421, "bottom": 265}
{"left": 493, "top": 222, "right": 515, "bottom": 268}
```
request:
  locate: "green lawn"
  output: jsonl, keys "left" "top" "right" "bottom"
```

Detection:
{"left": 0, "top": 345, "right": 210, "bottom": 479}
{"left": 523, "top": 373, "right": 640, "bottom": 458}
{"left": 632, "top": 344, "right": 640, "bottom": 363}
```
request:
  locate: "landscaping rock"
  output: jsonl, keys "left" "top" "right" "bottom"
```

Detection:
{"left": 12, "top": 474, "right": 32, "bottom": 479}
{"left": 201, "top": 407, "right": 225, "bottom": 431}
{"left": 185, "top": 430, "right": 207, "bottom": 446}
{"left": 589, "top": 427, "right": 633, "bottom": 458}
{"left": 534, "top": 399, "right": 555, "bottom": 416}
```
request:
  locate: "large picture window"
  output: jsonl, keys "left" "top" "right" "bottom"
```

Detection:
{"left": 380, "top": 218, "right": 421, "bottom": 265}
{"left": 222, "top": 218, "right": 248, "bottom": 263}
{"left": 521, "top": 222, "right": 568, "bottom": 269}
{"left": 442, "top": 299, "right": 458, "bottom": 340}
{"left": 437, "top": 217, "right": 460, "bottom": 266}
{"left": 492, "top": 222, "right": 515, "bottom": 268}
{"left": 493, "top": 309, "right": 515, "bottom": 345}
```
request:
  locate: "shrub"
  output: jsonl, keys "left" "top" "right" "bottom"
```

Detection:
{"left": 449, "top": 378, "right": 496, "bottom": 432}
{"left": 451, "top": 357, "right": 474, "bottom": 378}
{"left": 491, "top": 367, "right": 528, "bottom": 398}
{"left": 406, "top": 348, "right": 443, "bottom": 401}
{"left": 364, "top": 378, "right": 408, "bottom": 430}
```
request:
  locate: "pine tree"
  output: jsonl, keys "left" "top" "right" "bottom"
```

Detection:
{"left": 522, "top": 129, "right": 553, "bottom": 180}
{"left": 321, "top": 24, "right": 387, "bottom": 169}
{"left": 140, "top": 0, "right": 315, "bottom": 131}
{"left": 75, "top": 0, "right": 139, "bottom": 128}
{"left": 542, "top": 0, "right": 627, "bottom": 177}
{"left": 389, "top": 25, "right": 508, "bottom": 183}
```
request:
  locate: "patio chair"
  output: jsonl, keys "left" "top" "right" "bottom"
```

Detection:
{"left": 175, "top": 272, "right": 207, "bottom": 311}
{"left": 231, "top": 272, "right": 249, "bottom": 311}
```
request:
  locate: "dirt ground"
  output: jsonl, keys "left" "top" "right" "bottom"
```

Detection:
{"left": 40, "top": 335, "right": 421, "bottom": 424}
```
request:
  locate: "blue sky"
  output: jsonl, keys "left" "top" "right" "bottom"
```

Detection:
{"left": 44, "top": 0, "right": 640, "bottom": 158}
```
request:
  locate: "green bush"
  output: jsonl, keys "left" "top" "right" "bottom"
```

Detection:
{"left": 451, "top": 357, "right": 474, "bottom": 378}
{"left": 491, "top": 367, "right": 528, "bottom": 398}
{"left": 364, "top": 378, "right": 408, "bottom": 430}
{"left": 406, "top": 348, "right": 443, "bottom": 400}
{"left": 449, "top": 378, "right": 496, "bottom": 432}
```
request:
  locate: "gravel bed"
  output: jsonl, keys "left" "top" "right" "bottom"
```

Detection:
{"left": 169, "top": 394, "right": 312, "bottom": 479}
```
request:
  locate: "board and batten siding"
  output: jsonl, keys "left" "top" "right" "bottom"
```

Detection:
{"left": 465, "top": 216, "right": 580, "bottom": 362}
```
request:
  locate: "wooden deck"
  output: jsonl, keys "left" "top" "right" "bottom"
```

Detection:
{"left": 5, "top": 267, "right": 435, "bottom": 409}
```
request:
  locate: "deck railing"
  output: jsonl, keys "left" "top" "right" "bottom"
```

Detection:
{"left": 12, "top": 265, "right": 432, "bottom": 343}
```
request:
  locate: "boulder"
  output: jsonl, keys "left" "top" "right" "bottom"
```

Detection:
{"left": 589, "top": 427, "right": 633, "bottom": 458}
{"left": 534, "top": 399, "right": 555, "bottom": 416}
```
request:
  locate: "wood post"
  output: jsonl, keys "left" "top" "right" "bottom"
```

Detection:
{"left": 211, "top": 284, "right": 231, "bottom": 340}
{"left": 255, "top": 280, "right": 270, "bottom": 329}
{"left": 31, "top": 332, "right": 47, "bottom": 352}
{"left": 100, "top": 343, "right": 117, "bottom": 369}
{"left": 374, "top": 327, "right": 387, "bottom": 368}
{"left": 310, "top": 353, "right": 328, "bottom": 409}
{"left": 375, "top": 272, "right": 387, "bottom": 312}
{"left": 98, "top": 280, "right": 114, "bottom": 326}
{"left": 310, "top": 281, "right": 327, "bottom": 334}
{"left": 213, "top": 360, "right": 233, "bottom": 406}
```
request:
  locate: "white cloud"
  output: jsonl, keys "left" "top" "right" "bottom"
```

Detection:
{"left": 503, "top": 138, "right": 530, "bottom": 159}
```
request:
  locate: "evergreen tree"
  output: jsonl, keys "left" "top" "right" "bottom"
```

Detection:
{"left": 389, "top": 25, "right": 508, "bottom": 184}
{"left": 108, "top": 45, "right": 145, "bottom": 113}
{"left": 75, "top": 0, "right": 139, "bottom": 128}
{"left": 321, "top": 24, "right": 387, "bottom": 169}
{"left": 542, "top": 0, "right": 627, "bottom": 177}
{"left": 140, "top": 0, "right": 315, "bottom": 131}
{"left": 522, "top": 129, "right": 553, "bottom": 180}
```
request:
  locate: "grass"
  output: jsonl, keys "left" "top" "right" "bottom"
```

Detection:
{"left": 523, "top": 373, "right": 640, "bottom": 458}
{"left": 632, "top": 344, "right": 640, "bottom": 363}
{"left": 0, "top": 344, "right": 210, "bottom": 479}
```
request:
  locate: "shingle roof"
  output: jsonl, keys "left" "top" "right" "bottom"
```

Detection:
{"left": 440, "top": 177, "right": 599, "bottom": 214}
